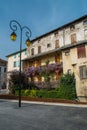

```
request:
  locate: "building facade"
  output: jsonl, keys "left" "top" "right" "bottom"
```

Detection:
{"left": 0, "top": 59, "right": 7, "bottom": 89}
{"left": 7, "top": 15, "right": 87, "bottom": 101}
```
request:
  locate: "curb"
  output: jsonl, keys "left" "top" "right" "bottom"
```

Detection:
{"left": 1, "top": 99, "right": 87, "bottom": 108}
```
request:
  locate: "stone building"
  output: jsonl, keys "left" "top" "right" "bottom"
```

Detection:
{"left": 7, "top": 15, "right": 87, "bottom": 101}
{"left": 0, "top": 58, "right": 7, "bottom": 89}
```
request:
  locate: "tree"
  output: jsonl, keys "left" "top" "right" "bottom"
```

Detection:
{"left": 58, "top": 72, "right": 77, "bottom": 100}
{"left": 9, "top": 71, "right": 28, "bottom": 94}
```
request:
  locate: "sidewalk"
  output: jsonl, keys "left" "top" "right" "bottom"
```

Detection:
{"left": 0, "top": 94, "right": 87, "bottom": 107}
{"left": 1, "top": 98, "right": 87, "bottom": 108}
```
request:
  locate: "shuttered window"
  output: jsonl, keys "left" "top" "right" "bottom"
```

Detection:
{"left": 55, "top": 55, "right": 61, "bottom": 63}
{"left": 79, "top": 65, "right": 87, "bottom": 79}
{"left": 77, "top": 45, "right": 86, "bottom": 58}
{"left": 54, "top": 31, "right": 58, "bottom": 37}
{"left": 38, "top": 46, "right": 41, "bottom": 53}
{"left": 31, "top": 48, "right": 34, "bottom": 55}
{"left": 55, "top": 40, "right": 59, "bottom": 48}
{"left": 13, "top": 61, "right": 16, "bottom": 67}
{"left": 71, "top": 33, "right": 77, "bottom": 44}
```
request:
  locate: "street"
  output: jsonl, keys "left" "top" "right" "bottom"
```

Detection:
{"left": 0, "top": 99, "right": 87, "bottom": 130}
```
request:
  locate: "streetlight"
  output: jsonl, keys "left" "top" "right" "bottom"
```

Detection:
{"left": 9, "top": 20, "right": 32, "bottom": 107}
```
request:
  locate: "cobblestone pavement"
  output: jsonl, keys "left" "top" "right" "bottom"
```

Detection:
{"left": 0, "top": 99, "right": 87, "bottom": 130}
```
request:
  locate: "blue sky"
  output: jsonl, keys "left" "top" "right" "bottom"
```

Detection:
{"left": 0, "top": 0, "right": 87, "bottom": 60}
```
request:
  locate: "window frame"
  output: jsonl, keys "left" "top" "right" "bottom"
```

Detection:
{"left": 83, "top": 19, "right": 87, "bottom": 25}
{"left": 24, "top": 50, "right": 27, "bottom": 55}
{"left": 47, "top": 43, "right": 51, "bottom": 48}
{"left": 38, "top": 46, "right": 41, "bottom": 53}
{"left": 55, "top": 40, "right": 59, "bottom": 48}
{"left": 71, "top": 33, "right": 77, "bottom": 44}
{"left": 13, "top": 61, "right": 16, "bottom": 67}
{"left": 65, "top": 50, "right": 70, "bottom": 56}
{"left": 77, "top": 45, "right": 86, "bottom": 58}
{"left": 4, "top": 67, "right": 6, "bottom": 72}
{"left": 54, "top": 31, "right": 59, "bottom": 37}
{"left": 79, "top": 65, "right": 87, "bottom": 79}
{"left": 31, "top": 48, "right": 34, "bottom": 55}
{"left": 14, "top": 54, "right": 16, "bottom": 58}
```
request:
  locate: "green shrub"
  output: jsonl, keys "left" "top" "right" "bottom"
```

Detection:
{"left": 36, "top": 90, "right": 60, "bottom": 98}
{"left": 58, "top": 72, "right": 77, "bottom": 100}
{"left": 24, "top": 90, "right": 30, "bottom": 96}
{"left": 29, "top": 90, "right": 36, "bottom": 97}
{"left": 59, "top": 72, "right": 75, "bottom": 87}
{"left": 36, "top": 89, "right": 46, "bottom": 98}
{"left": 14, "top": 72, "right": 77, "bottom": 100}
{"left": 45, "top": 90, "right": 59, "bottom": 98}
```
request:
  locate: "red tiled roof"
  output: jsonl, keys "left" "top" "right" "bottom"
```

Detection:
{"left": 0, "top": 58, "right": 7, "bottom": 63}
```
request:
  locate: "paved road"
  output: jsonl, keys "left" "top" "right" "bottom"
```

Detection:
{"left": 0, "top": 100, "right": 87, "bottom": 130}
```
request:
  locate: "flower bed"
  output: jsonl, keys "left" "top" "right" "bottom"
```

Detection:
{"left": 0, "top": 94, "right": 87, "bottom": 105}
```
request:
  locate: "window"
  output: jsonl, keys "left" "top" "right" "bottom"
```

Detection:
{"left": 35, "top": 60, "right": 41, "bottom": 67}
{"left": 24, "top": 50, "right": 27, "bottom": 55}
{"left": 31, "top": 48, "right": 34, "bottom": 55}
{"left": 14, "top": 54, "right": 16, "bottom": 58}
{"left": 55, "top": 55, "right": 61, "bottom": 62}
{"left": 13, "top": 61, "right": 16, "bottom": 67}
{"left": 79, "top": 65, "right": 87, "bottom": 79}
{"left": 84, "top": 29, "right": 87, "bottom": 39}
{"left": 47, "top": 43, "right": 51, "bottom": 48}
{"left": 4, "top": 67, "right": 6, "bottom": 72}
{"left": 55, "top": 40, "right": 59, "bottom": 48}
{"left": 70, "top": 25, "right": 75, "bottom": 31}
{"left": 54, "top": 31, "right": 58, "bottom": 37}
{"left": 38, "top": 46, "right": 41, "bottom": 53}
{"left": 65, "top": 50, "right": 70, "bottom": 56}
{"left": 38, "top": 39, "right": 41, "bottom": 43}
{"left": 17, "top": 60, "right": 20, "bottom": 67}
{"left": 83, "top": 19, "right": 87, "bottom": 25}
{"left": 77, "top": 45, "right": 86, "bottom": 58}
{"left": 18, "top": 53, "right": 20, "bottom": 57}
{"left": 71, "top": 33, "right": 77, "bottom": 44}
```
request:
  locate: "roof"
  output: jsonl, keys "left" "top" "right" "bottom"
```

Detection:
{"left": 6, "top": 15, "right": 87, "bottom": 58}
{"left": 6, "top": 48, "right": 27, "bottom": 57}
{"left": 0, "top": 58, "right": 7, "bottom": 63}
{"left": 31, "top": 15, "right": 87, "bottom": 42}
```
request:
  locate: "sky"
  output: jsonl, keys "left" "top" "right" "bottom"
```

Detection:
{"left": 0, "top": 0, "right": 87, "bottom": 60}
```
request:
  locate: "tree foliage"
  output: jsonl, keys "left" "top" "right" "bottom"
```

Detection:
{"left": 58, "top": 72, "right": 77, "bottom": 99}
{"left": 9, "top": 71, "right": 28, "bottom": 90}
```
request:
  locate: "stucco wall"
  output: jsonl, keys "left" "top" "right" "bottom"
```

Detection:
{"left": 7, "top": 50, "right": 28, "bottom": 72}
{"left": 62, "top": 44, "right": 87, "bottom": 101}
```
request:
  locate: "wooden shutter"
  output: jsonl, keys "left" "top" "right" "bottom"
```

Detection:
{"left": 31, "top": 48, "right": 34, "bottom": 55}
{"left": 71, "top": 33, "right": 77, "bottom": 44}
{"left": 79, "top": 66, "right": 87, "bottom": 79}
{"left": 77, "top": 45, "right": 86, "bottom": 58}
{"left": 38, "top": 46, "right": 41, "bottom": 53}
{"left": 55, "top": 40, "right": 59, "bottom": 48}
